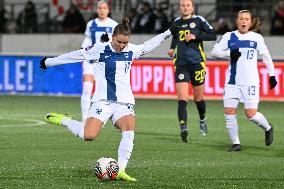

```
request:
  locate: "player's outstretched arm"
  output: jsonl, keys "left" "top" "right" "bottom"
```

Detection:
{"left": 40, "top": 49, "right": 86, "bottom": 69}
{"left": 138, "top": 25, "right": 179, "bottom": 56}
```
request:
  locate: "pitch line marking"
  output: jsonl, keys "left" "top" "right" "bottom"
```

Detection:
{"left": 0, "top": 118, "right": 46, "bottom": 128}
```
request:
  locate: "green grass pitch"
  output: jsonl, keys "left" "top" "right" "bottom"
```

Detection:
{"left": 0, "top": 95, "right": 284, "bottom": 188}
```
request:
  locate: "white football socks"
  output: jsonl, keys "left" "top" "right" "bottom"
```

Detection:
{"left": 81, "top": 81, "right": 93, "bottom": 122}
{"left": 118, "top": 131, "right": 134, "bottom": 171}
{"left": 225, "top": 114, "right": 240, "bottom": 144}
{"left": 249, "top": 112, "right": 271, "bottom": 131}
{"left": 61, "top": 118, "right": 84, "bottom": 140}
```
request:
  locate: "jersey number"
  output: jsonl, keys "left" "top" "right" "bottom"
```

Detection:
{"left": 246, "top": 50, "right": 254, "bottom": 59}
{"left": 195, "top": 69, "right": 205, "bottom": 83}
{"left": 248, "top": 86, "right": 256, "bottom": 96}
{"left": 179, "top": 30, "right": 190, "bottom": 41}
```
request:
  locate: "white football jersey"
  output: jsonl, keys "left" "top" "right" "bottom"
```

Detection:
{"left": 45, "top": 30, "right": 172, "bottom": 104}
{"left": 213, "top": 31, "right": 268, "bottom": 85}
{"left": 81, "top": 18, "right": 118, "bottom": 48}
{"left": 81, "top": 42, "right": 144, "bottom": 104}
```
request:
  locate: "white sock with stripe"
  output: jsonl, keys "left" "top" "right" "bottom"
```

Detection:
{"left": 225, "top": 114, "right": 240, "bottom": 144}
{"left": 249, "top": 112, "right": 271, "bottom": 131}
{"left": 61, "top": 118, "right": 84, "bottom": 140}
{"left": 118, "top": 131, "right": 134, "bottom": 171}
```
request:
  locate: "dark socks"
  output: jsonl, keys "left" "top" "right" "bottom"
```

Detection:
{"left": 178, "top": 100, "right": 187, "bottom": 130}
{"left": 195, "top": 100, "right": 206, "bottom": 120}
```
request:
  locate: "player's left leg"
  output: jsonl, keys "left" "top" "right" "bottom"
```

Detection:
{"left": 112, "top": 104, "right": 136, "bottom": 182}
{"left": 246, "top": 108, "right": 273, "bottom": 146}
{"left": 192, "top": 62, "right": 207, "bottom": 136}
{"left": 243, "top": 86, "right": 273, "bottom": 146}
{"left": 193, "top": 85, "right": 207, "bottom": 136}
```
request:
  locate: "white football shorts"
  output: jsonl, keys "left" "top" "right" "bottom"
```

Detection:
{"left": 88, "top": 100, "right": 135, "bottom": 126}
{"left": 223, "top": 84, "right": 259, "bottom": 109}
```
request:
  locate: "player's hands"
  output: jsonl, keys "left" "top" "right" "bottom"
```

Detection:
{"left": 169, "top": 24, "right": 179, "bottom": 36}
{"left": 269, "top": 76, "right": 277, "bottom": 89}
{"left": 230, "top": 48, "right": 241, "bottom": 63}
{"left": 168, "top": 49, "right": 174, "bottom": 57}
{"left": 185, "top": 33, "right": 196, "bottom": 42}
{"left": 40, "top": 57, "right": 47, "bottom": 69}
{"left": 100, "top": 32, "right": 109, "bottom": 42}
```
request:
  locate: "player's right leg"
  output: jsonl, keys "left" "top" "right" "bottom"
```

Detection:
{"left": 175, "top": 82, "right": 189, "bottom": 142}
{"left": 175, "top": 65, "right": 190, "bottom": 143}
{"left": 224, "top": 86, "right": 242, "bottom": 152}
{"left": 225, "top": 113, "right": 241, "bottom": 152}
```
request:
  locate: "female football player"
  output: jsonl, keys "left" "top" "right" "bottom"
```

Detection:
{"left": 168, "top": 0, "right": 216, "bottom": 142}
{"left": 81, "top": 0, "right": 118, "bottom": 123}
{"left": 40, "top": 17, "right": 177, "bottom": 181}
{"left": 211, "top": 10, "right": 277, "bottom": 152}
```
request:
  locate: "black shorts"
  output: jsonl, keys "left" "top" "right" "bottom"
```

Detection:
{"left": 174, "top": 62, "right": 206, "bottom": 86}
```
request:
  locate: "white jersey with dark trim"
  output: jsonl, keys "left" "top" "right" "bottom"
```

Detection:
{"left": 213, "top": 30, "right": 268, "bottom": 85}
{"left": 45, "top": 30, "right": 172, "bottom": 104}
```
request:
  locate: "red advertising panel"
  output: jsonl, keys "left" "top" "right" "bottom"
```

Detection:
{"left": 131, "top": 59, "right": 284, "bottom": 101}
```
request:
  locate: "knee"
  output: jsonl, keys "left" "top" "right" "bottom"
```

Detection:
{"left": 83, "top": 133, "right": 97, "bottom": 141}
{"left": 224, "top": 108, "right": 236, "bottom": 115}
{"left": 194, "top": 96, "right": 203, "bottom": 101}
{"left": 245, "top": 110, "right": 257, "bottom": 119}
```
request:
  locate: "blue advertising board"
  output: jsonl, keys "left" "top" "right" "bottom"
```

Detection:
{"left": 0, "top": 55, "right": 82, "bottom": 95}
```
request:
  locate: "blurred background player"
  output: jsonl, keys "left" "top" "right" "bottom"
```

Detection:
{"left": 168, "top": 0, "right": 216, "bottom": 142}
{"left": 211, "top": 10, "right": 277, "bottom": 152}
{"left": 41, "top": 17, "right": 177, "bottom": 181}
{"left": 81, "top": 0, "right": 118, "bottom": 123}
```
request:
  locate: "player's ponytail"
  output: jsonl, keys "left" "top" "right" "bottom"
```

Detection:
{"left": 250, "top": 16, "right": 261, "bottom": 32}
{"left": 113, "top": 16, "right": 131, "bottom": 36}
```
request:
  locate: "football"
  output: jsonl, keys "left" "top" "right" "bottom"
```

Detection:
{"left": 94, "top": 157, "right": 119, "bottom": 181}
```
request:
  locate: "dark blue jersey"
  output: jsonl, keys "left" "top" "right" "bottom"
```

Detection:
{"left": 170, "top": 15, "right": 216, "bottom": 65}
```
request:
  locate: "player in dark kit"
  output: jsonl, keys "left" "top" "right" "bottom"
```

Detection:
{"left": 168, "top": 0, "right": 216, "bottom": 142}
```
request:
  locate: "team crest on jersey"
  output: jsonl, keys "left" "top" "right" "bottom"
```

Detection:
{"left": 250, "top": 41, "right": 255, "bottom": 47}
{"left": 124, "top": 53, "right": 129, "bottom": 58}
{"left": 190, "top": 22, "right": 196, "bottom": 28}
{"left": 106, "top": 27, "right": 112, "bottom": 33}
{"left": 178, "top": 74, "right": 185, "bottom": 80}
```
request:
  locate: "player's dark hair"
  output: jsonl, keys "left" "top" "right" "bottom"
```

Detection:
{"left": 113, "top": 17, "right": 130, "bottom": 36}
{"left": 237, "top": 10, "right": 261, "bottom": 32}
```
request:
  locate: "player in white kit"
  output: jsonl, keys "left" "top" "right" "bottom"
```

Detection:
{"left": 81, "top": 0, "right": 118, "bottom": 123}
{"left": 211, "top": 10, "right": 277, "bottom": 152}
{"left": 41, "top": 17, "right": 178, "bottom": 181}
